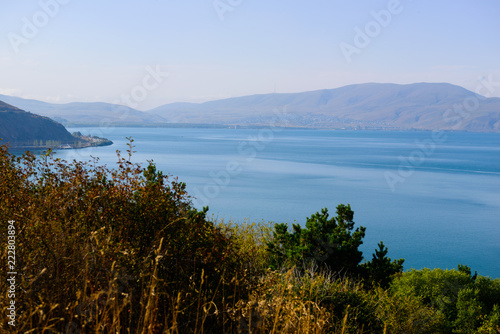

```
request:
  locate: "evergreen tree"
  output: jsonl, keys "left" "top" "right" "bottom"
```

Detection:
{"left": 267, "top": 204, "right": 367, "bottom": 275}
{"left": 362, "top": 241, "right": 404, "bottom": 287}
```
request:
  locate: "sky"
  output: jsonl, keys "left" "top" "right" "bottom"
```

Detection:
{"left": 0, "top": 0, "right": 499, "bottom": 110}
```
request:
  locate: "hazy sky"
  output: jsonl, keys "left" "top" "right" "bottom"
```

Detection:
{"left": 1, "top": 0, "right": 499, "bottom": 110}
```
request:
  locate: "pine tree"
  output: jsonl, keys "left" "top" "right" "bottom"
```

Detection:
{"left": 363, "top": 241, "right": 404, "bottom": 287}
{"left": 267, "top": 204, "right": 367, "bottom": 275}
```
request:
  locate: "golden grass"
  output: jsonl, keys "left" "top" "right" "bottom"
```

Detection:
{"left": 0, "top": 146, "right": 464, "bottom": 333}
{"left": 1, "top": 217, "right": 452, "bottom": 334}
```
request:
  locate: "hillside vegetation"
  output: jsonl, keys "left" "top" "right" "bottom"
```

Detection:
{"left": 0, "top": 100, "right": 113, "bottom": 149}
{"left": 0, "top": 101, "right": 76, "bottom": 147}
{"left": 1, "top": 142, "right": 499, "bottom": 333}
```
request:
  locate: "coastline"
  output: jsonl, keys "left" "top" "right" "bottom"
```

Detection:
{"left": 3, "top": 133, "right": 113, "bottom": 151}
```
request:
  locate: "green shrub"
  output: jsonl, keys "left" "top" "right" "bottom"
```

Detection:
{"left": 391, "top": 266, "right": 500, "bottom": 333}
{"left": 266, "top": 204, "right": 404, "bottom": 290}
{"left": 374, "top": 286, "right": 446, "bottom": 333}
{"left": 266, "top": 204, "right": 367, "bottom": 275}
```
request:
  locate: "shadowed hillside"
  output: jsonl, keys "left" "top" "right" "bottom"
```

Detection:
{"left": 0, "top": 100, "right": 113, "bottom": 149}
{"left": 0, "top": 100, "right": 77, "bottom": 147}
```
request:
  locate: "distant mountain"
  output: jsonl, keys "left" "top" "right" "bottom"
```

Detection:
{"left": 149, "top": 83, "right": 500, "bottom": 132}
{"left": 0, "top": 95, "right": 166, "bottom": 125}
{"left": 0, "top": 100, "right": 77, "bottom": 147}
{"left": 2, "top": 83, "right": 499, "bottom": 131}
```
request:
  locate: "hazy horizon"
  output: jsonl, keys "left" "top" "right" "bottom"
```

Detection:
{"left": 1, "top": 1, "right": 499, "bottom": 110}
{"left": 4, "top": 81, "right": 496, "bottom": 112}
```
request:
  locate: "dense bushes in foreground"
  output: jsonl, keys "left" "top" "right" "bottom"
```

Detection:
{"left": 1, "top": 143, "right": 499, "bottom": 333}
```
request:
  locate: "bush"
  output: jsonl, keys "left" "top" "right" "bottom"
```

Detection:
{"left": 266, "top": 204, "right": 404, "bottom": 290}
{"left": 391, "top": 266, "right": 500, "bottom": 333}
{"left": 1, "top": 142, "right": 497, "bottom": 333}
{"left": 0, "top": 142, "right": 245, "bottom": 332}
{"left": 266, "top": 204, "right": 366, "bottom": 275}
{"left": 374, "top": 286, "right": 446, "bottom": 333}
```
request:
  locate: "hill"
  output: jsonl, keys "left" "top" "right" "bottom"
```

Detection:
{"left": 0, "top": 100, "right": 77, "bottom": 147}
{"left": 0, "top": 95, "right": 166, "bottom": 125}
{"left": 0, "top": 100, "right": 113, "bottom": 149}
{"left": 2, "top": 83, "right": 499, "bottom": 131}
{"left": 149, "top": 83, "right": 500, "bottom": 132}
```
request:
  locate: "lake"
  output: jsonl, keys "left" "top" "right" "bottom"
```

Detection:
{"left": 51, "top": 127, "right": 500, "bottom": 278}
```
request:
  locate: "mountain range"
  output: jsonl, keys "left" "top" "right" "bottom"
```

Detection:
{"left": 0, "top": 95, "right": 164, "bottom": 125}
{"left": 2, "top": 83, "right": 499, "bottom": 132}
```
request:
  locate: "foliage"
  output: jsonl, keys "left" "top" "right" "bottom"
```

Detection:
{"left": 391, "top": 265, "right": 500, "bottom": 333}
{"left": 362, "top": 241, "right": 405, "bottom": 288}
{"left": 1, "top": 142, "right": 498, "bottom": 333}
{"left": 0, "top": 140, "right": 244, "bottom": 332}
{"left": 266, "top": 204, "right": 405, "bottom": 289}
{"left": 215, "top": 217, "right": 274, "bottom": 274}
{"left": 230, "top": 266, "right": 450, "bottom": 333}
{"left": 266, "top": 204, "right": 367, "bottom": 275}
{"left": 373, "top": 285, "right": 446, "bottom": 333}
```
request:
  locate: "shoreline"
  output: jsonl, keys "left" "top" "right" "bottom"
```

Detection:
{"left": 3, "top": 134, "right": 113, "bottom": 151}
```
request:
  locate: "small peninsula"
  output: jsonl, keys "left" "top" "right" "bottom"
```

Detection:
{"left": 0, "top": 100, "right": 112, "bottom": 149}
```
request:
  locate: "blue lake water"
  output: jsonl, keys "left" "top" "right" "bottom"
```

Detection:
{"left": 52, "top": 127, "right": 500, "bottom": 278}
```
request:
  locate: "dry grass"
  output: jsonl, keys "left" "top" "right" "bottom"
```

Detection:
{"left": 0, "top": 145, "right": 461, "bottom": 333}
